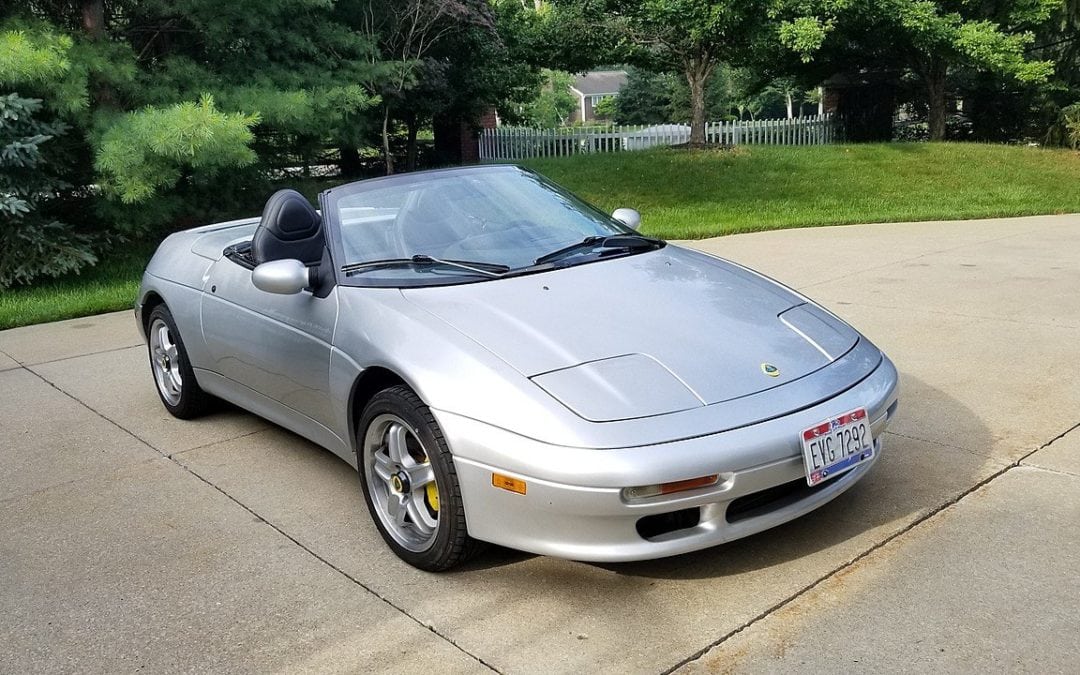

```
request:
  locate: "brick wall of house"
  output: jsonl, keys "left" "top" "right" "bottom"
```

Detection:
{"left": 434, "top": 108, "right": 497, "bottom": 165}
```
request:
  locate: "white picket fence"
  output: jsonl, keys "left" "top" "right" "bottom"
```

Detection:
{"left": 479, "top": 114, "right": 838, "bottom": 161}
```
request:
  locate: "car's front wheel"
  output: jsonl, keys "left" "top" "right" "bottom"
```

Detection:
{"left": 146, "top": 305, "right": 212, "bottom": 419}
{"left": 357, "top": 385, "right": 482, "bottom": 571}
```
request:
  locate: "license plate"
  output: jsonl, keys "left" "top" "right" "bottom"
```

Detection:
{"left": 800, "top": 408, "right": 874, "bottom": 486}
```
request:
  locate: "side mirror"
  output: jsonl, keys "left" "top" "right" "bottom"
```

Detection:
{"left": 612, "top": 207, "right": 641, "bottom": 230}
{"left": 251, "top": 259, "right": 312, "bottom": 295}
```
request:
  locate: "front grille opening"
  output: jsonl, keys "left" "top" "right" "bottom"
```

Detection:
{"left": 725, "top": 478, "right": 828, "bottom": 524}
{"left": 636, "top": 507, "right": 701, "bottom": 540}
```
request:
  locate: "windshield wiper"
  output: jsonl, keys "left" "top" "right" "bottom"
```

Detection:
{"left": 342, "top": 255, "right": 510, "bottom": 278}
{"left": 533, "top": 234, "right": 663, "bottom": 266}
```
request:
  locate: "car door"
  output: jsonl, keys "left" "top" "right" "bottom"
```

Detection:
{"left": 199, "top": 252, "right": 339, "bottom": 435}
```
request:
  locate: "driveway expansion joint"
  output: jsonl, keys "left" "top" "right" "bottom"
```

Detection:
{"left": 166, "top": 427, "right": 269, "bottom": 460}
{"left": 179, "top": 462, "right": 503, "bottom": 674}
{"left": 23, "top": 342, "right": 145, "bottom": 368}
{"left": 666, "top": 418, "right": 1080, "bottom": 674}
{"left": 20, "top": 363, "right": 501, "bottom": 674}
{"left": 1019, "top": 464, "right": 1080, "bottom": 479}
{"left": 0, "top": 456, "right": 163, "bottom": 508}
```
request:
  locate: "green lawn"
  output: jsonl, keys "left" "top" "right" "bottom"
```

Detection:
{"left": 0, "top": 244, "right": 153, "bottom": 331}
{"left": 2, "top": 142, "right": 1079, "bottom": 331}
{"left": 523, "top": 142, "right": 1080, "bottom": 239}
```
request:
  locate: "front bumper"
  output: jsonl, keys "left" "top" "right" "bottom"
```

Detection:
{"left": 435, "top": 355, "right": 899, "bottom": 563}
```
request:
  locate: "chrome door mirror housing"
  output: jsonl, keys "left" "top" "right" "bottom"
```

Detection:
{"left": 612, "top": 207, "right": 641, "bottom": 230}
{"left": 251, "top": 259, "right": 312, "bottom": 295}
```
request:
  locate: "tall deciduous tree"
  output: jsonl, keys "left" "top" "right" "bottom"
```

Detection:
{"left": 517, "top": 69, "right": 577, "bottom": 127}
{"left": 358, "top": 0, "right": 489, "bottom": 173}
{"left": 778, "top": 0, "right": 1060, "bottom": 140}
{"left": 396, "top": 0, "right": 539, "bottom": 168}
{"left": 601, "top": 0, "right": 768, "bottom": 144}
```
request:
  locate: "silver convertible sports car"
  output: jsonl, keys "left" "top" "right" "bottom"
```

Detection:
{"left": 137, "top": 165, "right": 899, "bottom": 571}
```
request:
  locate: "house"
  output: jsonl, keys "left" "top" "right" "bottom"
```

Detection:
{"left": 568, "top": 70, "right": 628, "bottom": 124}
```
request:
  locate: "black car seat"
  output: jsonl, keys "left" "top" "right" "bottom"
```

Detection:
{"left": 252, "top": 189, "right": 324, "bottom": 265}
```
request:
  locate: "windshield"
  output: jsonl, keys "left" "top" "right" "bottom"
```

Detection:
{"left": 327, "top": 166, "right": 642, "bottom": 285}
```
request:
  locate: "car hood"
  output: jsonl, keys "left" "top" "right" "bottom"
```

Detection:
{"left": 402, "top": 246, "right": 858, "bottom": 421}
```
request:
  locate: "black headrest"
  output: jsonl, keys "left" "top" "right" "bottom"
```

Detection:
{"left": 252, "top": 189, "right": 324, "bottom": 265}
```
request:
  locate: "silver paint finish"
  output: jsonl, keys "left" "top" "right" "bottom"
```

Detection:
{"left": 440, "top": 357, "right": 897, "bottom": 561}
{"left": 436, "top": 356, "right": 897, "bottom": 490}
{"left": 141, "top": 230, "right": 891, "bottom": 453}
{"left": 251, "top": 259, "right": 311, "bottom": 295}
{"left": 401, "top": 246, "right": 853, "bottom": 402}
{"left": 136, "top": 170, "right": 900, "bottom": 563}
{"left": 200, "top": 255, "right": 339, "bottom": 438}
{"left": 187, "top": 218, "right": 260, "bottom": 259}
{"left": 611, "top": 207, "right": 641, "bottom": 230}
{"left": 531, "top": 353, "right": 703, "bottom": 421}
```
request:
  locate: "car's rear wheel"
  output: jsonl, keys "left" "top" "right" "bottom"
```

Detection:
{"left": 357, "top": 385, "right": 482, "bottom": 571}
{"left": 147, "top": 305, "right": 212, "bottom": 419}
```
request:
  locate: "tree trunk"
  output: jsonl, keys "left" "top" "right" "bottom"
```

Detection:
{"left": 382, "top": 106, "right": 395, "bottom": 175}
{"left": 786, "top": 92, "right": 793, "bottom": 119}
{"left": 926, "top": 60, "right": 948, "bottom": 141}
{"left": 82, "top": 0, "right": 116, "bottom": 108}
{"left": 338, "top": 146, "right": 362, "bottom": 177}
{"left": 82, "top": 0, "right": 105, "bottom": 39}
{"left": 685, "top": 58, "right": 711, "bottom": 146}
{"left": 405, "top": 112, "right": 419, "bottom": 172}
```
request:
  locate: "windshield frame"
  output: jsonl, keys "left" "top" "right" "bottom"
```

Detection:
{"left": 319, "top": 164, "right": 656, "bottom": 289}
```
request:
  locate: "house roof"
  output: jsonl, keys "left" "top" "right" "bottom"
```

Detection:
{"left": 570, "top": 70, "right": 628, "bottom": 97}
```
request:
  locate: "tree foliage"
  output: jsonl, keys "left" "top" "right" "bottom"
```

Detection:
{"left": 781, "top": 0, "right": 1061, "bottom": 139}
{"left": 2, "top": 0, "right": 1076, "bottom": 290}
{"left": 612, "top": 65, "right": 737, "bottom": 124}
{"left": 1058, "top": 103, "right": 1080, "bottom": 148}
{"left": 517, "top": 69, "right": 577, "bottom": 126}
{"left": 95, "top": 95, "right": 260, "bottom": 205}
{"left": 601, "top": 0, "right": 770, "bottom": 143}
{"left": 0, "top": 93, "right": 95, "bottom": 286}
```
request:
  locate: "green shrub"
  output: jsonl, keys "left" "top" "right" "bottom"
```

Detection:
{"left": 95, "top": 95, "right": 260, "bottom": 206}
{"left": 0, "top": 93, "right": 95, "bottom": 288}
{"left": 1063, "top": 104, "right": 1080, "bottom": 149}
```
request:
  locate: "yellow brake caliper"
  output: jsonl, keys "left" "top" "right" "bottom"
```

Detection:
{"left": 425, "top": 475, "right": 440, "bottom": 512}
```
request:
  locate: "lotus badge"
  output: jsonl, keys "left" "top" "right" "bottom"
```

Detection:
{"left": 761, "top": 363, "right": 780, "bottom": 377}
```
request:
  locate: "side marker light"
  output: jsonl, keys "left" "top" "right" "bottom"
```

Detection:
{"left": 492, "top": 473, "right": 527, "bottom": 495}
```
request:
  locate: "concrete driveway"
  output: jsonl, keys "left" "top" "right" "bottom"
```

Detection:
{"left": 2, "top": 214, "right": 1078, "bottom": 673}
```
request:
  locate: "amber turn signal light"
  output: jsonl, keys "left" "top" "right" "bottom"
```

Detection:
{"left": 492, "top": 473, "right": 527, "bottom": 495}
{"left": 622, "top": 474, "right": 720, "bottom": 501}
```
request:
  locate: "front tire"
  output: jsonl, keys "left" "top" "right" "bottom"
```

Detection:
{"left": 357, "top": 385, "right": 482, "bottom": 571}
{"left": 146, "top": 305, "right": 212, "bottom": 419}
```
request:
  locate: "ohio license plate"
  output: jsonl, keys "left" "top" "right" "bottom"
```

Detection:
{"left": 800, "top": 408, "right": 874, "bottom": 486}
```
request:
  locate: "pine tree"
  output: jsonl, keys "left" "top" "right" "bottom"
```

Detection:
{"left": 0, "top": 93, "right": 95, "bottom": 287}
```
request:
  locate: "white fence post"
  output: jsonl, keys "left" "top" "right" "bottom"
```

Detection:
{"left": 480, "top": 114, "right": 838, "bottom": 161}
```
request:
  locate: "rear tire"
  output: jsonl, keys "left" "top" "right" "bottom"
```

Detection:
{"left": 357, "top": 385, "right": 483, "bottom": 571}
{"left": 146, "top": 305, "right": 213, "bottom": 419}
